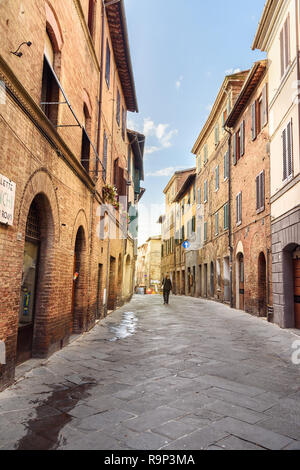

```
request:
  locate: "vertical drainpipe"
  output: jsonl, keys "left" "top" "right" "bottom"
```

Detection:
{"left": 98, "top": 1, "right": 110, "bottom": 317}
{"left": 225, "top": 126, "right": 233, "bottom": 309}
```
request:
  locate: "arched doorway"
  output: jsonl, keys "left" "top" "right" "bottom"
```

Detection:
{"left": 72, "top": 227, "right": 86, "bottom": 333}
{"left": 118, "top": 254, "right": 122, "bottom": 303}
{"left": 107, "top": 256, "right": 116, "bottom": 310}
{"left": 17, "top": 195, "right": 54, "bottom": 364}
{"left": 236, "top": 253, "right": 244, "bottom": 310}
{"left": 258, "top": 252, "right": 267, "bottom": 317}
{"left": 293, "top": 247, "right": 300, "bottom": 329}
{"left": 283, "top": 244, "right": 300, "bottom": 329}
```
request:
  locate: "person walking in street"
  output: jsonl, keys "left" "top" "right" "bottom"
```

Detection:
{"left": 162, "top": 275, "right": 172, "bottom": 305}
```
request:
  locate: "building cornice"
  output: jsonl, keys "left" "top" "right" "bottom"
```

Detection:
{"left": 0, "top": 54, "right": 95, "bottom": 191}
{"left": 270, "top": 173, "right": 300, "bottom": 204}
{"left": 73, "top": 0, "right": 101, "bottom": 72}
{"left": 191, "top": 72, "right": 249, "bottom": 155}
{"left": 252, "top": 0, "right": 286, "bottom": 51}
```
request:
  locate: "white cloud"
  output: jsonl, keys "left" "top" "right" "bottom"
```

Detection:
{"left": 141, "top": 118, "right": 178, "bottom": 155}
{"left": 146, "top": 166, "right": 185, "bottom": 177}
{"left": 156, "top": 123, "right": 169, "bottom": 140}
{"left": 225, "top": 67, "right": 241, "bottom": 75}
{"left": 145, "top": 146, "right": 160, "bottom": 155}
{"left": 175, "top": 75, "right": 184, "bottom": 89}
{"left": 126, "top": 117, "right": 178, "bottom": 156}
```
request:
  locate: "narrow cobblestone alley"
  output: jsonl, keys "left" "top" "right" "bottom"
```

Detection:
{"left": 0, "top": 295, "right": 300, "bottom": 450}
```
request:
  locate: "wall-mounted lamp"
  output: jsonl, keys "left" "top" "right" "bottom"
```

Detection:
{"left": 10, "top": 41, "right": 32, "bottom": 57}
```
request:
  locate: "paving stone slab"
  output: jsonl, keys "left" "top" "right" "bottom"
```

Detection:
{"left": 216, "top": 417, "right": 293, "bottom": 450}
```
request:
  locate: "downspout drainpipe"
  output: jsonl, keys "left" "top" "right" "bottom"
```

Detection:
{"left": 95, "top": 0, "right": 106, "bottom": 316}
{"left": 88, "top": 0, "right": 106, "bottom": 328}
{"left": 104, "top": 41, "right": 117, "bottom": 315}
{"left": 225, "top": 126, "right": 233, "bottom": 309}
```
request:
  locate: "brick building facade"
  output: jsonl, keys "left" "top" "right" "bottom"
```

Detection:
{"left": 161, "top": 168, "right": 195, "bottom": 294}
{"left": 253, "top": 0, "right": 300, "bottom": 330}
{"left": 226, "top": 61, "right": 273, "bottom": 317}
{"left": 0, "top": 0, "right": 144, "bottom": 390}
{"left": 192, "top": 71, "right": 248, "bottom": 303}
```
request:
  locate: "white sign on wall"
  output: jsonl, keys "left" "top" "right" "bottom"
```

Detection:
{"left": 0, "top": 174, "right": 16, "bottom": 226}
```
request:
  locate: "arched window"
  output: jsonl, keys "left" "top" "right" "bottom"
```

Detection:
{"left": 81, "top": 104, "right": 91, "bottom": 173}
{"left": 41, "top": 31, "right": 60, "bottom": 125}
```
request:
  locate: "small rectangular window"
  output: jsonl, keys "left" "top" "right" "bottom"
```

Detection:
{"left": 215, "top": 165, "right": 220, "bottom": 191}
{"left": 204, "top": 180, "right": 208, "bottom": 203}
{"left": 105, "top": 41, "right": 111, "bottom": 88}
{"left": 280, "top": 16, "right": 290, "bottom": 78}
{"left": 224, "top": 151, "right": 229, "bottom": 180}
{"left": 224, "top": 203, "right": 229, "bottom": 230}
{"left": 236, "top": 192, "right": 242, "bottom": 225}
{"left": 116, "top": 89, "right": 120, "bottom": 126}
{"left": 283, "top": 120, "right": 293, "bottom": 181}
{"left": 256, "top": 171, "right": 265, "bottom": 213}
{"left": 122, "top": 106, "right": 126, "bottom": 140}
{"left": 204, "top": 222, "right": 207, "bottom": 242}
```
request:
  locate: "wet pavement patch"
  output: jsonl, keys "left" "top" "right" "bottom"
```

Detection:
{"left": 108, "top": 312, "right": 138, "bottom": 342}
{"left": 15, "top": 379, "right": 96, "bottom": 450}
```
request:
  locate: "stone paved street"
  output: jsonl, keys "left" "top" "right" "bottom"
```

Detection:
{"left": 0, "top": 295, "right": 300, "bottom": 450}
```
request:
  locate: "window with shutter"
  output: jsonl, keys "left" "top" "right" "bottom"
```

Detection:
{"left": 105, "top": 41, "right": 111, "bottom": 88}
{"left": 224, "top": 152, "right": 229, "bottom": 180}
{"left": 215, "top": 124, "right": 219, "bottom": 146}
{"left": 280, "top": 29, "right": 284, "bottom": 78}
{"left": 233, "top": 133, "right": 237, "bottom": 165}
{"left": 280, "top": 16, "right": 291, "bottom": 78}
{"left": 252, "top": 102, "right": 257, "bottom": 140}
{"left": 240, "top": 121, "right": 245, "bottom": 156}
{"left": 224, "top": 203, "right": 229, "bottom": 230}
{"left": 256, "top": 171, "right": 265, "bottom": 213}
{"left": 192, "top": 216, "right": 196, "bottom": 233}
{"left": 204, "top": 222, "right": 207, "bottom": 242}
{"left": 236, "top": 192, "right": 242, "bottom": 225}
{"left": 122, "top": 106, "right": 125, "bottom": 140}
{"left": 204, "top": 180, "right": 208, "bottom": 203}
{"left": 283, "top": 121, "right": 293, "bottom": 181}
{"left": 215, "top": 166, "right": 219, "bottom": 191}
{"left": 197, "top": 188, "right": 201, "bottom": 205}
{"left": 116, "top": 89, "right": 120, "bottom": 126}
{"left": 287, "top": 121, "right": 293, "bottom": 178}
{"left": 262, "top": 84, "right": 268, "bottom": 127}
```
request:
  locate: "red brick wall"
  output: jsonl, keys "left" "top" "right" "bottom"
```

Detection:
{"left": 231, "top": 72, "right": 272, "bottom": 316}
{"left": 0, "top": 0, "right": 134, "bottom": 390}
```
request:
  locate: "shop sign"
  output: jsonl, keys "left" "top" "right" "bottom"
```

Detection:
{"left": 0, "top": 174, "right": 16, "bottom": 226}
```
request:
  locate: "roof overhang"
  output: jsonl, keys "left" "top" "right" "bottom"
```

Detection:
{"left": 163, "top": 168, "right": 196, "bottom": 194}
{"left": 105, "top": 0, "right": 138, "bottom": 112}
{"left": 174, "top": 173, "right": 196, "bottom": 202}
{"left": 252, "top": 0, "right": 282, "bottom": 51}
{"left": 225, "top": 60, "right": 268, "bottom": 128}
{"left": 191, "top": 70, "right": 249, "bottom": 155}
{"left": 127, "top": 129, "right": 145, "bottom": 180}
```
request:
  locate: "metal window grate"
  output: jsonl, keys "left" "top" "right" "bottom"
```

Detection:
{"left": 26, "top": 201, "right": 41, "bottom": 241}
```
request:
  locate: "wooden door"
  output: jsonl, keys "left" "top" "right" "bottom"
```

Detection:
{"left": 294, "top": 258, "right": 300, "bottom": 329}
{"left": 239, "top": 255, "right": 245, "bottom": 310}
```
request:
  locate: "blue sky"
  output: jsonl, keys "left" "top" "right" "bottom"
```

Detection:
{"left": 124, "top": 0, "right": 266, "bottom": 244}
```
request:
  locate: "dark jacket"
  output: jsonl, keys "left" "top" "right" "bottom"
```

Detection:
{"left": 162, "top": 278, "right": 172, "bottom": 292}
